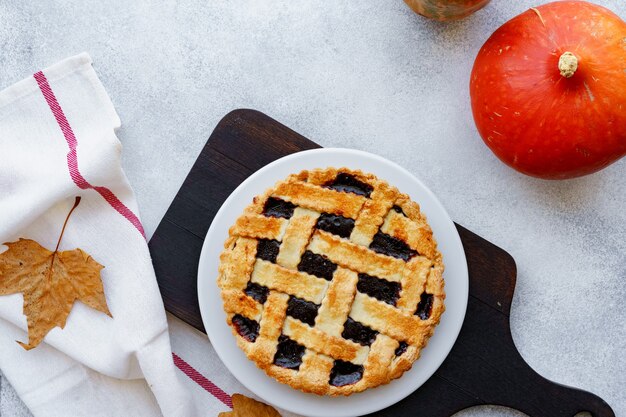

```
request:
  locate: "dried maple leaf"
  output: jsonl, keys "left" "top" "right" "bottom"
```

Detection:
{"left": 0, "top": 197, "right": 111, "bottom": 350}
{"left": 218, "top": 394, "right": 282, "bottom": 417}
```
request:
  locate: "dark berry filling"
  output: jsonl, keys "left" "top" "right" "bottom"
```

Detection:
{"left": 392, "top": 205, "right": 406, "bottom": 215}
{"left": 342, "top": 317, "right": 378, "bottom": 346}
{"left": 297, "top": 250, "right": 337, "bottom": 281}
{"left": 357, "top": 273, "right": 401, "bottom": 306}
{"left": 244, "top": 282, "right": 269, "bottom": 304}
{"left": 369, "top": 231, "right": 417, "bottom": 261}
{"left": 325, "top": 173, "right": 373, "bottom": 198}
{"left": 286, "top": 296, "right": 319, "bottom": 326}
{"left": 256, "top": 239, "right": 280, "bottom": 263}
{"left": 263, "top": 197, "right": 296, "bottom": 219}
{"left": 416, "top": 293, "right": 434, "bottom": 320}
{"left": 329, "top": 360, "right": 364, "bottom": 387}
{"left": 395, "top": 341, "right": 409, "bottom": 357}
{"left": 232, "top": 314, "right": 259, "bottom": 343}
{"left": 273, "top": 335, "right": 306, "bottom": 370}
{"left": 316, "top": 213, "right": 355, "bottom": 239}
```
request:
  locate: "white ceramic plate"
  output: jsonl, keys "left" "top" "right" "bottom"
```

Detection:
{"left": 198, "top": 148, "right": 468, "bottom": 417}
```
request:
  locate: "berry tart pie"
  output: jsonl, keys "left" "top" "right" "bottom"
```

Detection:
{"left": 217, "top": 168, "right": 445, "bottom": 395}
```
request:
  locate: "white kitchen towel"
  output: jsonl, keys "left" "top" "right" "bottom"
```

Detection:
{"left": 0, "top": 54, "right": 196, "bottom": 417}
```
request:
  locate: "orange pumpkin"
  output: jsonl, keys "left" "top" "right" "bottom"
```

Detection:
{"left": 470, "top": 1, "right": 626, "bottom": 179}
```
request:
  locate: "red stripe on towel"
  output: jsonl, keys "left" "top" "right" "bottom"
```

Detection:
{"left": 34, "top": 69, "right": 231, "bottom": 408}
{"left": 33, "top": 71, "right": 146, "bottom": 239}
{"left": 173, "top": 353, "right": 233, "bottom": 408}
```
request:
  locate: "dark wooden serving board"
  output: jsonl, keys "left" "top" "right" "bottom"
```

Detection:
{"left": 148, "top": 109, "right": 614, "bottom": 417}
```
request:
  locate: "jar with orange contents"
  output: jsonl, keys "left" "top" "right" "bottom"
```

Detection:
{"left": 404, "top": 0, "right": 491, "bottom": 20}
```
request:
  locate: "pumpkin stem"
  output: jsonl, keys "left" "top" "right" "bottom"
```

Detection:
{"left": 558, "top": 52, "right": 578, "bottom": 78}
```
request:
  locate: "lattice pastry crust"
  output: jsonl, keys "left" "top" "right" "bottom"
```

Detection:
{"left": 218, "top": 167, "right": 445, "bottom": 396}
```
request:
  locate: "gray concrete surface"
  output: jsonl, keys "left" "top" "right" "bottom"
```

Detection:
{"left": 1, "top": 1, "right": 624, "bottom": 416}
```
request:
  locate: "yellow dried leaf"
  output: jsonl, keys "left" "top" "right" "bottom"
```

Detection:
{"left": 0, "top": 197, "right": 111, "bottom": 350}
{"left": 218, "top": 394, "right": 281, "bottom": 417}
